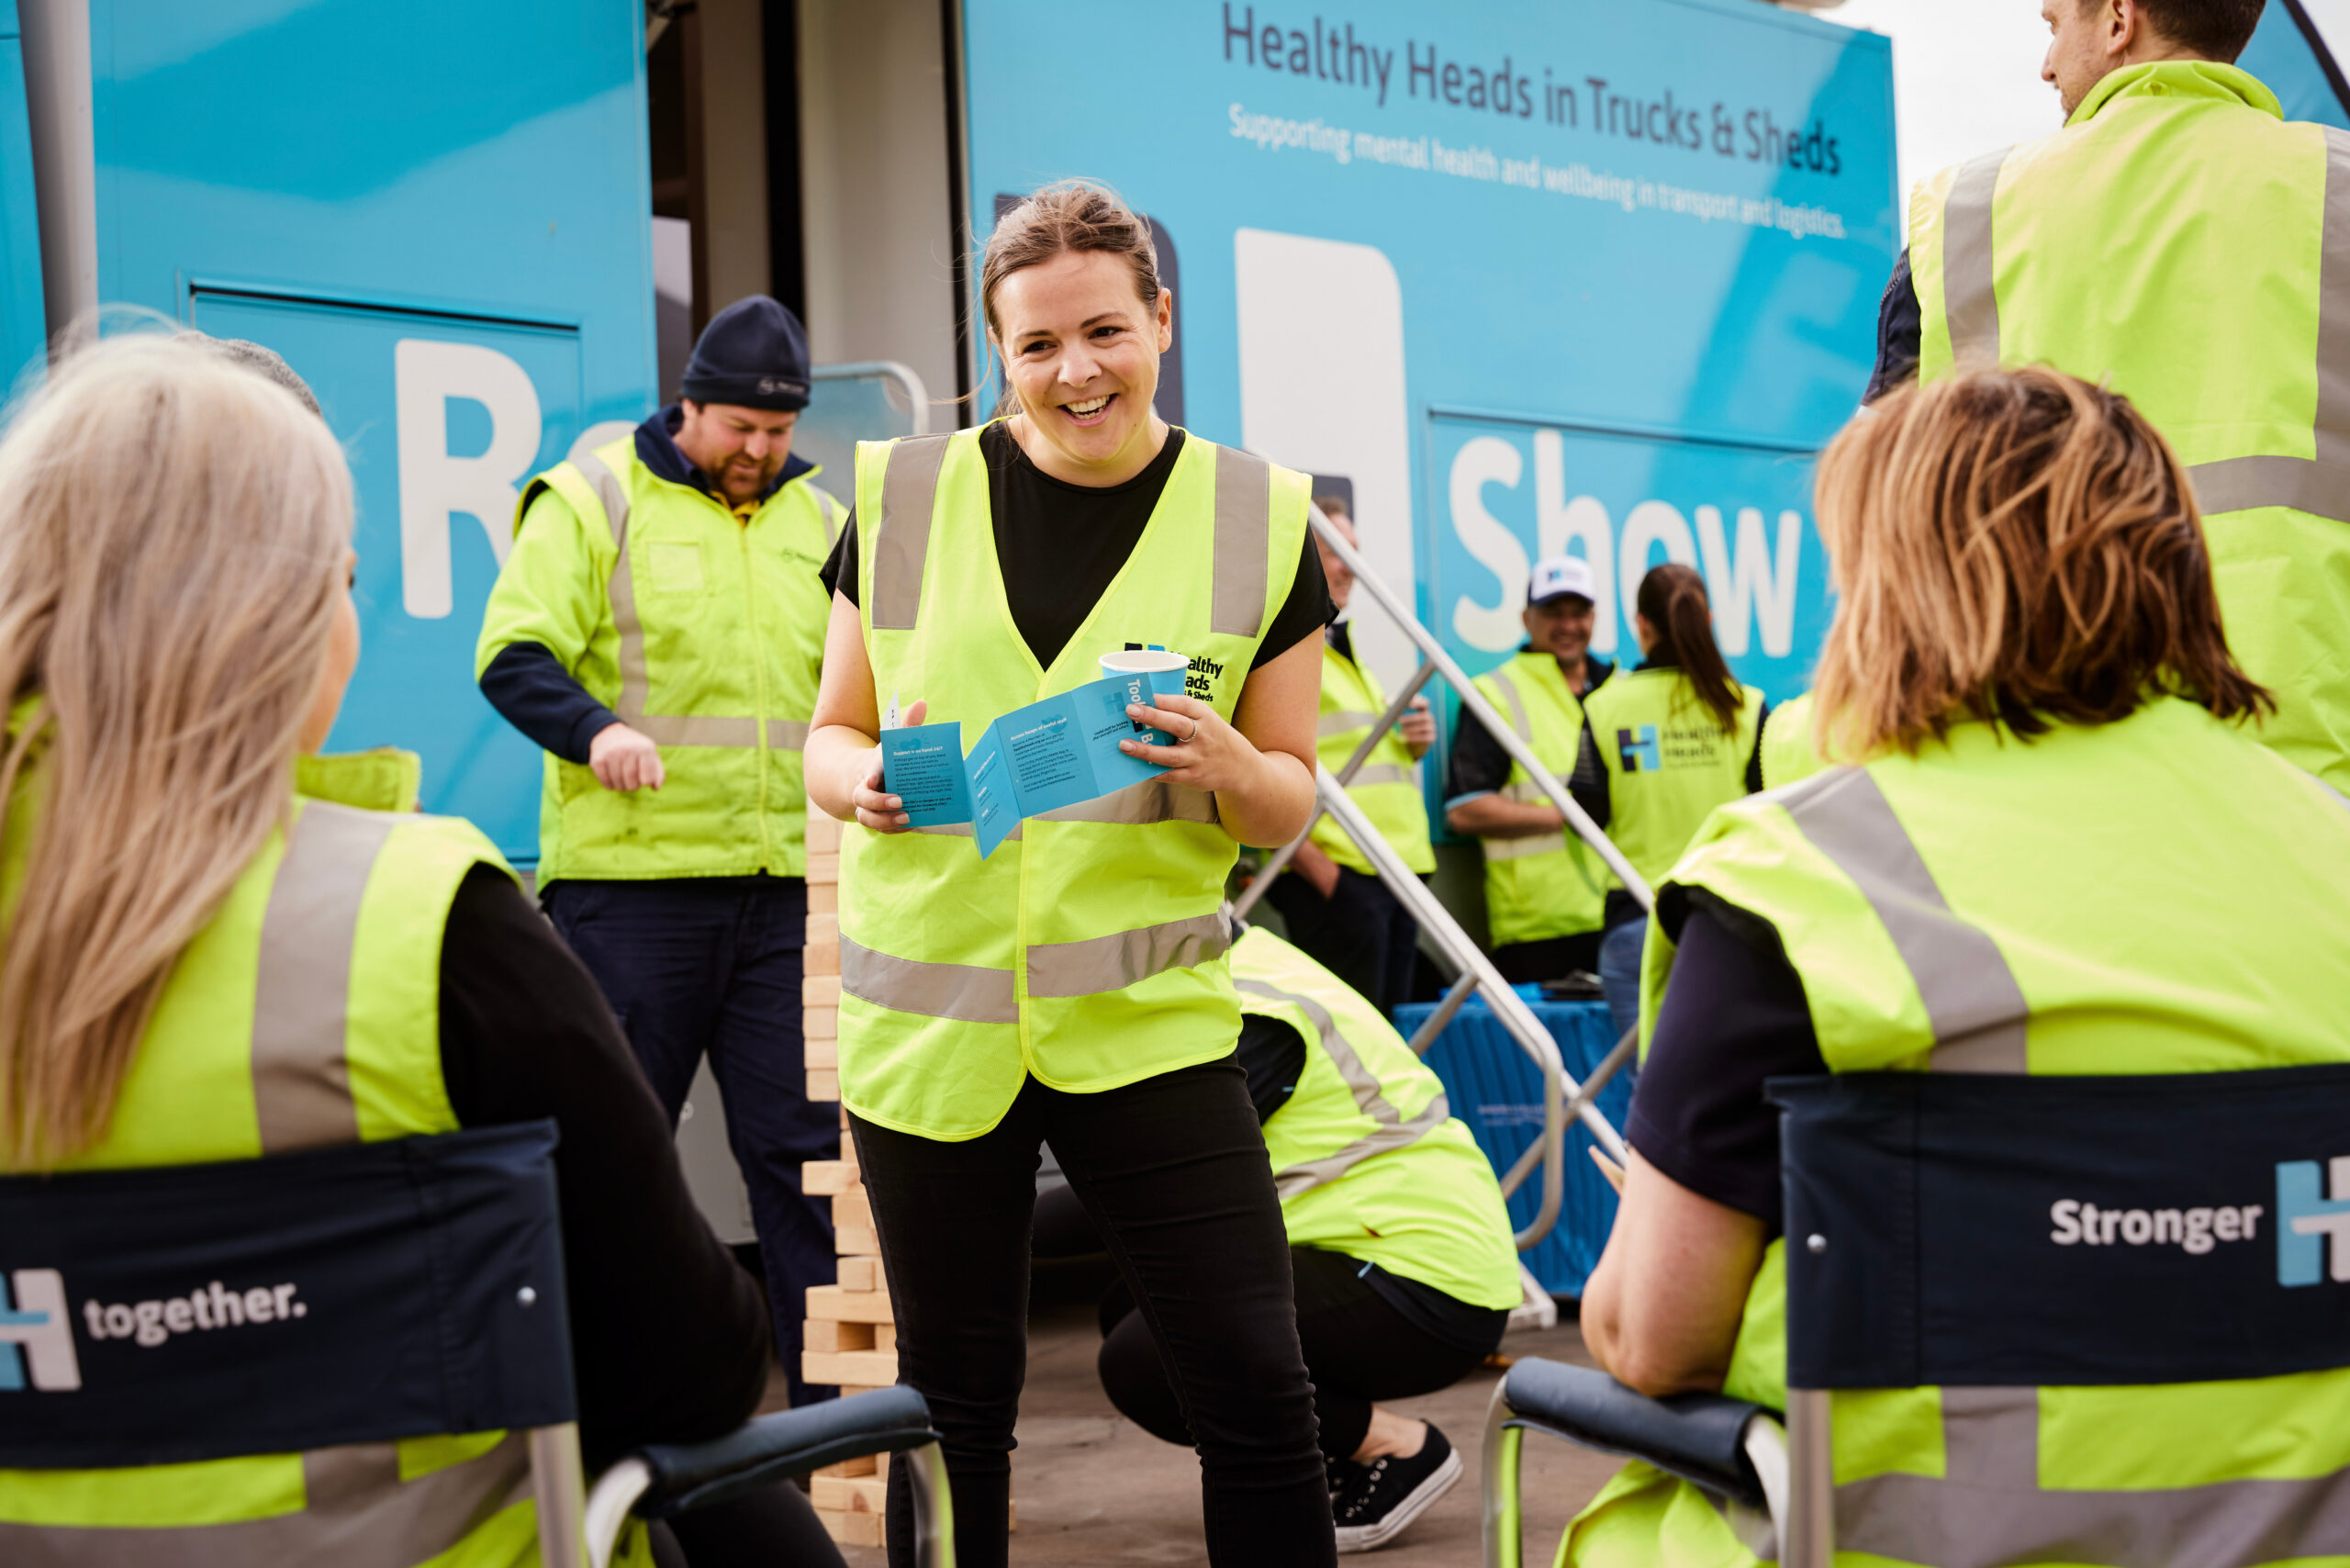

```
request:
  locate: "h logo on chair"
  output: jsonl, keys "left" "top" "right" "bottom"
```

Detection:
{"left": 2277, "top": 1156, "right": 2350, "bottom": 1286}
{"left": 1617, "top": 725, "right": 1660, "bottom": 773}
{"left": 0, "top": 1270, "right": 81, "bottom": 1391}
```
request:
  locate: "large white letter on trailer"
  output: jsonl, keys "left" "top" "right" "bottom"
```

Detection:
{"left": 1617, "top": 500, "right": 1698, "bottom": 622}
{"left": 1449, "top": 436, "right": 1528, "bottom": 653}
{"left": 394, "top": 338, "right": 543, "bottom": 619}
{"left": 1695, "top": 505, "right": 1803, "bottom": 657}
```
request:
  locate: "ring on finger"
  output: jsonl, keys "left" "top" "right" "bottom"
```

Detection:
{"left": 1181, "top": 715, "right": 1202, "bottom": 744}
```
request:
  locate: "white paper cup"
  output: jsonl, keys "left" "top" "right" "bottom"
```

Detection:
{"left": 1101, "top": 649, "right": 1191, "bottom": 746}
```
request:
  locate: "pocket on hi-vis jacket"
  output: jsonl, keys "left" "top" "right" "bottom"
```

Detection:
{"left": 644, "top": 541, "right": 709, "bottom": 595}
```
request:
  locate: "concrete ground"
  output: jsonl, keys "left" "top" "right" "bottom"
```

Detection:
{"left": 829, "top": 1294, "right": 1622, "bottom": 1568}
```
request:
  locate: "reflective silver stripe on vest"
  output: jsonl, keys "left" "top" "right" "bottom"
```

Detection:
{"left": 572, "top": 449, "right": 808, "bottom": 750}
{"left": 1941, "top": 146, "right": 2010, "bottom": 367}
{"left": 252, "top": 802, "right": 399, "bottom": 1153}
{"left": 1213, "top": 446, "right": 1272, "bottom": 637}
{"left": 1489, "top": 668, "right": 1535, "bottom": 741}
{"left": 1240, "top": 977, "right": 1449, "bottom": 1201}
{"left": 1025, "top": 912, "right": 1234, "bottom": 999}
{"left": 1778, "top": 767, "right": 2029, "bottom": 1072}
{"left": 839, "top": 935, "right": 1019, "bottom": 1024}
{"left": 909, "top": 778, "right": 1221, "bottom": 839}
{"left": 870, "top": 433, "right": 954, "bottom": 631}
{"left": 1318, "top": 709, "right": 1380, "bottom": 737}
{"left": 813, "top": 485, "right": 842, "bottom": 547}
{"left": 2188, "top": 128, "right": 2350, "bottom": 521}
{"left": 1835, "top": 1388, "right": 2350, "bottom": 1568}
{"left": 0, "top": 1432, "right": 531, "bottom": 1568}
{"left": 1347, "top": 764, "right": 1413, "bottom": 788}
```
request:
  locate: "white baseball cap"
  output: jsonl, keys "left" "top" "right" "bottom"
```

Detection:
{"left": 1528, "top": 555, "right": 1598, "bottom": 606}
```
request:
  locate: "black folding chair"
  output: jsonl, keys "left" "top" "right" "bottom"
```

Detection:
{"left": 1483, "top": 1064, "right": 2350, "bottom": 1567}
{"left": 0, "top": 1121, "right": 953, "bottom": 1568}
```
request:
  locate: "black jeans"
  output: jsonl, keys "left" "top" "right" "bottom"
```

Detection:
{"left": 545, "top": 876, "right": 841, "bottom": 1406}
{"left": 849, "top": 1059, "right": 1336, "bottom": 1568}
{"left": 1265, "top": 865, "right": 1421, "bottom": 1014}
{"left": 1493, "top": 928, "right": 1604, "bottom": 984}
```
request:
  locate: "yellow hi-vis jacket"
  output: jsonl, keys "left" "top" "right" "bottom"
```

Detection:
{"left": 1308, "top": 634, "right": 1435, "bottom": 877}
{"left": 1560, "top": 699, "right": 2350, "bottom": 1567}
{"left": 1910, "top": 61, "right": 2350, "bottom": 792}
{"left": 838, "top": 424, "right": 1309, "bottom": 1141}
{"left": 0, "top": 753, "right": 655, "bottom": 1568}
{"left": 476, "top": 435, "right": 840, "bottom": 885}
{"left": 1234, "top": 927, "right": 1518, "bottom": 1309}
{"left": 1469, "top": 650, "right": 1609, "bottom": 948}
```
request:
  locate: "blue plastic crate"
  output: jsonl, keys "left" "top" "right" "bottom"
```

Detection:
{"left": 1394, "top": 990, "right": 1629, "bottom": 1299}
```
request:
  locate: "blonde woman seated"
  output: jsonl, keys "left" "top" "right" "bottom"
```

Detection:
{"left": 0, "top": 335, "right": 833, "bottom": 1568}
{"left": 1562, "top": 366, "right": 2350, "bottom": 1565}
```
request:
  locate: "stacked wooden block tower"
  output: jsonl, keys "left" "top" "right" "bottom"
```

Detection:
{"left": 798, "top": 808, "right": 1009, "bottom": 1548}
{"left": 797, "top": 807, "right": 893, "bottom": 1549}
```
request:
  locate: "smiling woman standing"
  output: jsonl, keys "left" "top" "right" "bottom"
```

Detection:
{"left": 808, "top": 181, "right": 1337, "bottom": 1567}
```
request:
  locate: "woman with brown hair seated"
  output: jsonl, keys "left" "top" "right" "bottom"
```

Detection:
{"left": 1560, "top": 365, "right": 2350, "bottom": 1566}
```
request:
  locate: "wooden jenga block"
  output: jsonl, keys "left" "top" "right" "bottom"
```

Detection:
{"left": 805, "top": 1036, "right": 839, "bottom": 1070}
{"left": 875, "top": 1323, "right": 898, "bottom": 1353}
{"left": 812, "top": 1474, "right": 889, "bottom": 1514}
{"left": 815, "top": 1453, "right": 878, "bottom": 1479}
{"left": 807, "top": 1283, "right": 895, "bottom": 1324}
{"left": 837, "top": 1256, "right": 881, "bottom": 1293}
{"left": 802, "top": 1159, "right": 857, "bottom": 1194}
{"left": 817, "top": 1509, "right": 883, "bottom": 1548}
{"left": 804, "top": 1348, "right": 896, "bottom": 1384}
{"left": 835, "top": 1221, "right": 879, "bottom": 1255}
{"left": 807, "top": 911, "right": 839, "bottom": 946}
{"left": 806, "top": 942, "right": 839, "bottom": 977}
{"left": 805, "top": 851, "right": 839, "bottom": 882}
{"left": 802, "top": 974, "right": 841, "bottom": 1008}
{"left": 806, "top": 1068, "right": 841, "bottom": 1102}
{"left": 808, "top": 880, "right": 838, "bottom": 913}
{"left": 803, "top": 1003, "right": 836, "bottom": 1040}
{"left": 805, "top": 812, "right": 843, "bottom": 853}
{"left": 804, "top": 1318, "right": 877, "bottom": 1354}
{"left": 834, "top": 1189, "right": 873, "bottom": 1232}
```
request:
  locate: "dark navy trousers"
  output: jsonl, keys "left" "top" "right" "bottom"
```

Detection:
{"left": 544, "top": 875, "right": 839, "bottom": 1406}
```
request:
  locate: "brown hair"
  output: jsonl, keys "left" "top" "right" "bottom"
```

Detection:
{"left": 1811, "top": 364, "right": 2267, "bottom": 761}
{"left": 979, "top": 180, "right": 1162, "bottom": 342}
{"left": 1637, "top": 563, "right": 1744, "bottom": 734}
{"left": 2084, "top": 0, "right": 2266, "bottom": 62}
{"left": 0, "top": 333, "right": 351, "bottom": 1165}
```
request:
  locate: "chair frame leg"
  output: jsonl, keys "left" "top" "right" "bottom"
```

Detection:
{"left": 1481, "top": 1379, "right": 1524, "bottom": 1568}
{"left": 529, "top": 1422, "right": 588, "bottom": 1568}
{"left": 1780, "top": 1388, "right": 1834, "bottom": 1568}
{"left": 904, "top": 1439, "right": 957, "bottom": 1568}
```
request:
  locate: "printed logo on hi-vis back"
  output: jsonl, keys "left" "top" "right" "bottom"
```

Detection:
{"left": 1617, "top": 724, "right": 1660, "bottom": 772}
{"left": 2278, "top": 1156, "right": 2350, "bottom": 1286}
{"left": 0, "top": 1270, "right": 80, "bottom": 1391}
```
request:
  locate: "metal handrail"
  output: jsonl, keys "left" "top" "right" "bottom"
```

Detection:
{"left": 811, "top": 359, "right": 933, "bottom": 437}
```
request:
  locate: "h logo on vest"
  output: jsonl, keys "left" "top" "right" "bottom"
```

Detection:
{"left": 0, "top": 1270, "right": 79, "bottom": 1391}
{"left": 1617, "top": 724, "right": 1660, "bottom": 773}
{"left": 2278, "top": 1155, "right": 2350, "bottom": 1286}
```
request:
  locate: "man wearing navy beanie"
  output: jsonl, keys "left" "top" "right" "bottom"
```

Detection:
{"left": 477, "top": 295, "right": 846, "bottom": 1405}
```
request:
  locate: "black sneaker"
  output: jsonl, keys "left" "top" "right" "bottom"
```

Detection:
{"left": 1330, "top": 1424, "right": 1462, "bottom": 1553}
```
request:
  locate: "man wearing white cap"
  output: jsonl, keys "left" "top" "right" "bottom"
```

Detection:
{"left": 1444, "top": 556, "right": 1615, "bottom": 980}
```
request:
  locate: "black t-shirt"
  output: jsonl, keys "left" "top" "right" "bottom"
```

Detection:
{"left": 820, "top": 423, "right": 1334, "bottom": 671}
{"left": 1625, "top": 887, "right": 1826, "bottom": 1234}
{"left": 435, "top": 867, "right": 772, "bottom": 1470}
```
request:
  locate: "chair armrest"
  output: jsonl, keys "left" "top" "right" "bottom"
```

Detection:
{"left": 1499, "top": 1358, "right": 1770, "bottom": 1511}
{"left": 631, "top": 1386, "right": 940, "bottom": 1518}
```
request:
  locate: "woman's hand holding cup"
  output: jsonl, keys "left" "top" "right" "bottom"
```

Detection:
{"left": 1121, "top": 692, "right": 1256, "bottom": 794}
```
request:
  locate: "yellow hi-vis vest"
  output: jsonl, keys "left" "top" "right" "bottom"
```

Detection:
{"left": 1308, "top": 635, "right": 1435, "bottom": 877}
{"left": 476, "top": 435, "right": 840, "bottom": 884}
{"left": 1560, "top": 698, "right": 2350, "bottom": 1568}
{"left": 1470, "top": 651, "right": 1609, "bottom": 948}
{"left": 1758, "top": 689, "right": 1824, "bottom": 790}
{"left": 0, "top": 756, "right": 655, "bottom": 1568}
{"left": 1234, "top": 928, "right": 1518, "bottom": 1309}
{"left": 1910, "top": 61, "right": 2350, "bottom": 793}
{"left": 839, "top": 424, "right": 1308, "bottom": 1141}
{"left": 1581, "top": 667, "right": 1761, "bottom": 900}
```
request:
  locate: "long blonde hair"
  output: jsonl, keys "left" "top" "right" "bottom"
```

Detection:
{"left": 0, "top": 332, "right": 352, "bottom": 1165}
{"left": 1810, "top": 365, "right": 2267, "bottom": 761}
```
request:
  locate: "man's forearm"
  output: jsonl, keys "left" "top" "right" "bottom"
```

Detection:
{"left": 1447, "top": 795, "right": 1561, "bottom": 839}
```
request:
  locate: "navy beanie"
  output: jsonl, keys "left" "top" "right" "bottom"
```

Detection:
{"left": 681, "top": 296, "right": 811, "bottom": 412}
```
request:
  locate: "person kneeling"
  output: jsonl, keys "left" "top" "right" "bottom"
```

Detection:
{"left": 1036, "top": 925, "right": 1524, "bottom": 1553}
